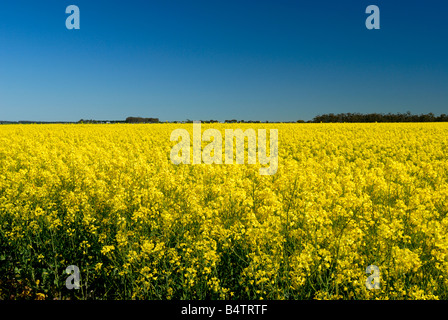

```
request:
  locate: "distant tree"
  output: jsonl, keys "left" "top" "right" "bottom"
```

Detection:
{"left": 311, "top": 112, "right": 446, "bottom": 123}
{"left": 125, "top": 117, "right": 159, "bottom": 123}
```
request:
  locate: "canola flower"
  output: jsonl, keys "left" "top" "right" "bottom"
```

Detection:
{"left": 0, "top": 123, "right": 447, "bottom": 300}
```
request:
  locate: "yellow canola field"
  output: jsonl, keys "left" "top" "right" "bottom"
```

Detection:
{"left": 0, "top": 123, "right": 447, "bottom": 300}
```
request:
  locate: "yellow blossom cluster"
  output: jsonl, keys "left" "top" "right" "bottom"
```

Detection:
{"left": 0, "top": 123, "right": 447, "bottom": 300}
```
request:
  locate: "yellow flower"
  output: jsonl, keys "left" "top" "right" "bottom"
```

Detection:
{"left": 1, "top": 122, "right": 448, "bottom": 300}
{"left": 101, "top": 245, "right": 115, "bottom": 255}
{"left": 36, "top": 293, "right": 46, "bottom": 300}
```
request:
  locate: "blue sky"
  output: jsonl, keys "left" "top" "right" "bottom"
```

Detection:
{"left": 0, "top": 0, "right": 447, "bottom": 122}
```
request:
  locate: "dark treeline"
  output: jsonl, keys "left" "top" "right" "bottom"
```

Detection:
{"left": 2, "top": 112, "right": 448, "bottom": 125}
{"left": 310, "top": 112, "right": 448, "bottom": 123}
{"left": 78, "top": 117, "right": 160, "bottom": 124}
{"left": 125, "top": 117, "right": 159, "bottom": 123}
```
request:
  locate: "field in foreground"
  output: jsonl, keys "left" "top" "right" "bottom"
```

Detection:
{"left": 0, "top": 123, "right": 447, "bottom": 300}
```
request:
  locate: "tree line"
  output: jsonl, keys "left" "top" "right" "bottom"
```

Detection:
{"left": 3, "top": 113, "right": 448, "bottom": 125}
{"left": 308, "top": 112, "right": 448, "bottom": 123}
{"left": 78, "top": 117, "right": 159, "bottom": 124}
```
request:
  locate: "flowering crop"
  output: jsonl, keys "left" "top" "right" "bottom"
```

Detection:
{"left": 0, "top": 123, "right": 447, "bottom": 300}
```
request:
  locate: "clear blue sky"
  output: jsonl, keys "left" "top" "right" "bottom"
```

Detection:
{"left": 1, "top": 0, "right": 447, "bottom": 122}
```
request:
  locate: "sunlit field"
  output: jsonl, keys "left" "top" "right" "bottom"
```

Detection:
{"left": 1, "top": 123, "right": 447, "bottom": 300}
